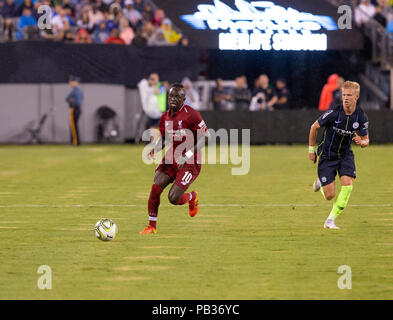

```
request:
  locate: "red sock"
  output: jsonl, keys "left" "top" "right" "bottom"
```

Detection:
{"left": 148, "top": 184, "right": 163, "bottom": 229}
{"left": 176, "top": 192, "right": 193, "bottom": 205}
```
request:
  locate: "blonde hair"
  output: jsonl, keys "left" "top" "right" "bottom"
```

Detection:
{"left": 342, "top": 81, "right": 360, "bottom": 95}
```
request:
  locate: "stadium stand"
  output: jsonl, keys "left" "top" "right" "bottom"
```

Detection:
{"left": 0, "top": 0, "right": 184, "bottom": 45}
{"left": 327, "top": 0, "right": 393, "bottom": 109}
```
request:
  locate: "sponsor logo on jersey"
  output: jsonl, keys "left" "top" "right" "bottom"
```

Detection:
{"left": 167, "top": 129, "right": 187, "bottom": 138}
{"left": 333, "top": 126, "right": 353, "bottom": 137}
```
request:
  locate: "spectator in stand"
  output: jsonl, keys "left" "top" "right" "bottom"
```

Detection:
{"left": 16, "top": 0, "right": 34, "bottom": 17}
{"left": 374, "top": 1, "right": 388, "bottom": 26}
{"left": 182, "top": 77, "right": 200, "bottom": 110}
{"left": 102, "top": 0, "right": 113, "bottom": 9}
{"left": 62, "top": 0, "right": 75, "bottom": 19}
{"left": 233, "top": 75, "right": 251, "bottom": 111}
{"left": 355, "top": 0, "right": 376, "bottom": 25}
{"left": 148, "top": 28, "right": 169, "bottom": 46}
{"left": 77, "top": 11, "right": 95, "bottom": 34}
{"left": 152, "top": 8, "right": 165, "bottom": 27}
{"left": 274, "top": 78, "right": 291, "bottom": 110}
{"left": 88, "top": 5, "right": 104, "bottom": 29}
{"left": 142, "top": 20, "right": 154, "bottom": 41}
{"left": 109, "top": 0, "right": 122, "bottom": 15}
{"left": 318, "top": 73, "right": 339, "bottom": 111}
{"left": 74, "top": 28, "right": 92, "bottom": 43}
{"left": 252, "top": 74, "right": 278, "bottom": 110}
{"left": 15, "top": 7, "right": 37, "bottom": 40}
{"left": 95, "top": 0, "right": 109, "bottom": 12}
{"left": 74, "top": 0, "right": 91, "bottom": 15}
{"left": 212, "top": 78, "right": 233, "bottom": 110}
{"left": 131, "top": 28, "right": 147, "bottom": 46}
{"left": 161, "top": 18, "right": 181, "bottom": 44}
{"left": 51, "top": 7, "right": 74, "bottom": 41}
{"left": 178, "top": 36, "right": 189, "bottom": 47}
{"left": 62, "top": 19, "right": 75, "bottom": 41}
{"left": 1, "top": 0, "right": 18, "bottom": 18}
{"left": 92, "top": 20, "right": 109, "bottom": 43}
{"left": 113, "top": 10, "right": 125, "bottom": 28}
{"left": 119, "top": 17, "right": 134, "bottom": 44}
{"left": 104, "top": 27, "right": 125, "bottom": 44}
{"left": 376, "top": 0, "right": 393, "bottom": 31}
{"left": 102, "top": 9, "right": 117, "bottom": 32}
{"left": 142, "top": 2, "right": 154, "bottom": 22}
{"left": 1, "top": 0, "right": 19, "bottom": 41}
{"left": 133, "top": 0, "right": 145, "bottom": 13}
{"left": 123, "top": 0, "right": 142, "bottom": 29}
{"left": 110, "top": 0, "right": 124, "bottom": 26}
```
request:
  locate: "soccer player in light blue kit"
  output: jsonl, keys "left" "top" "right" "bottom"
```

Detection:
{"left": 308, "top": 81, "right": 370, "bottom": 229}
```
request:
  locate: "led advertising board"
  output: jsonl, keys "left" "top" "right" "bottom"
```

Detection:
{"left": 154, "top": 0, "right": 363, "bottom": 50}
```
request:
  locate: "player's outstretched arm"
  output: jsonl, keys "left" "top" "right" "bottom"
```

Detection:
{"left": 308, "top": 120, "right": 320, "bottom": 163}
{"left": 352, "top": 133, "right": 369, "bottom": 148}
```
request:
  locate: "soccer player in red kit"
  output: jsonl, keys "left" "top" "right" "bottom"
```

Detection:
{"left": 140, "top": 83, "right": 210, "bottom": 234}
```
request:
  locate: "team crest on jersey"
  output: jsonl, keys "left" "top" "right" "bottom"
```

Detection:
{"left": 353, "top": 122, "right": 359, "bottom": 129}
{"left": 178, "top": 120, "right": 183, "bottom": 128}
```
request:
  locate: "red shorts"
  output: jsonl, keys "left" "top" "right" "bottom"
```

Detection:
{"left": 156, "top": 161, "right": 201, "bottom": 190}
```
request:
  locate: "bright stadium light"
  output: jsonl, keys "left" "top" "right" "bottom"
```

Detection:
{"left": 181, "top": 0, "right": 338, "bottom": 51}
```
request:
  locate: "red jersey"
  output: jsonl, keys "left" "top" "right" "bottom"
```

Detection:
{"left": 159, "top": 104, "right": 208, "bottom": 164}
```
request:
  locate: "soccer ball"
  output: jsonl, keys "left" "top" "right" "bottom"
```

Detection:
{"left": 94, "top": 218, "right": 118, "bottom": 241}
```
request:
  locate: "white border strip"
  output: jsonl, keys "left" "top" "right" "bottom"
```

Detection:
{"left": 0, "top": 204, "right": 391, "bottom": 208}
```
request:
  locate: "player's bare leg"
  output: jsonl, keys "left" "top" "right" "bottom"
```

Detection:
{"left": 324, "top": 176, "right": 353, "bottom": 229}
{"left": 168, "top": 184, "right": 199, "bottom": 217}
{"left": 140, "top": 171, "right": 171, "bottom": 234}
{"left": 322, "top": 181, "right": 336, "bottom": 201}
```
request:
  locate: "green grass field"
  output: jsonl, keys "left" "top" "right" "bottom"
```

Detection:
{"left": 1, "top": 144, "right": 393, "bottom": 300}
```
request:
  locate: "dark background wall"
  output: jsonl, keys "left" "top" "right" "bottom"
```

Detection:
{"left": 0, "top": 42, "right": 367, "bottom": 109}
{"left": 0, "top": 42, "right": 201, "bottom": 86}
{"left": 201, "top": 110, "right": 393, "bottom": 144}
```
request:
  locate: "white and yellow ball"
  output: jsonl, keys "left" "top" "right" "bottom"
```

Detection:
{"left": 94, "top": 218, "right": 118, "bottom": 241}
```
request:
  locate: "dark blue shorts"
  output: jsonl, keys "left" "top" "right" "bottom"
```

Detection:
{"left": 318, "top": 151, "right": 356, "bottom": 186}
